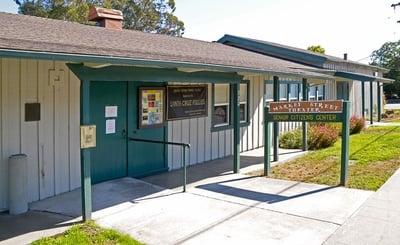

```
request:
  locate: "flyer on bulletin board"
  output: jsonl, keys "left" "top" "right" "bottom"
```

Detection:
{"left": 139, "top": 88, "right": 165, "bottom": 128}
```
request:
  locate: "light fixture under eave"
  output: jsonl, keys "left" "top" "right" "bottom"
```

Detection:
{"left": 83, "top": 63, "right": 112, "bottom": 69}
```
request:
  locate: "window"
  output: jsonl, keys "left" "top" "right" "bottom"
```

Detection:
{"left": 264, "top": 83, "right": 273, "bottom": 103}
{"left": 317, "top": 85, "right": 325, "bottom": 100}
{"left": 336, "top": 81, "right": 349, "bottom": 100}
{"left": 240, "top": 83, "right": 248, "bottom": 123}
{"left": 213, "top": 84, "right": 230, "bottom": 127}
{"left": 309, "top": 86, "right": 317, "bottom": 101}
{"left": 279, "top": 84, "right": 287, "bottom": 101}
{"left": 289, "top": 84, "right": 299, "bottom": 101}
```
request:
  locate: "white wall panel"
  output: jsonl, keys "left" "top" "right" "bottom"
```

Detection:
{"left": 0, "top": 58, "right": 81, "bottom": 211}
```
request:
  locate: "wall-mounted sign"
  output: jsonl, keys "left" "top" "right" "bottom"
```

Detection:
{"left": 105, "top": 119, "right": 116, "bottom": 134}
{"left": 105, "top": 106, "right": 118, "bottom": 118}
{"left": 266, "top": 100, "right": 344, "bottom": 122}
{"left": 139, "top": 87, "right": 165, "bottom": 128}
{"left": 269, "top": 100, "right": 343, "bottom": 114}
{"left": 167, "top": 85, "right": 208, "bottom": 120}
{"left": 80, "top": 125, "right": 96, "bottom": 149}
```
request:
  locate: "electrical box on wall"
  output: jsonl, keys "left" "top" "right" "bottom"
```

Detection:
{"left": 80, "top": 125, "right": 96, "bottom": 149}
{"left": 25, "top": 103, "right": 41, "bottom": 122}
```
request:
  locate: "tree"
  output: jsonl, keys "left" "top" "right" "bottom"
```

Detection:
{"left": 371, "top": 40, "right": 400, "bottom": 98}
{"left": 307, "top": 45, "right": 325, "bottom": 54}
{"left": 14, "top": 0, "right": 185, "bottom": 36}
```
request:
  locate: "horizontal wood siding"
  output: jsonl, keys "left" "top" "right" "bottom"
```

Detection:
{"left": 0, "top": 58, "right": 80, "bottom": 211}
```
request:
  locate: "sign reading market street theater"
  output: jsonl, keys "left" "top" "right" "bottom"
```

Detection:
{"left": 266, "top": 100, "right": 344, "bottom": 122}
{"left": 264, "top": 100, "right": 350, "bottom": 187}
{"left": 167, "top": 85, "right": 208, "bottom": 120}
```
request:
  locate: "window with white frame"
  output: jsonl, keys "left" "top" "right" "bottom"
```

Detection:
{"left": 317, "top": 85, "right": 324, "bottom": 100}
{"left": 240, "top": 83, "right": 248, "bottom": 123}
{"left": 265, "top": 83, "right": 273, "bottom": 103}
{"left": 290, "top": 84, "right": 299, "bottom": 101}
{"left": 213, "top": 84, "right": 230, "bottom": 127}
{"left": 309, "top": 86, "right": 317, "bottom": 101}
{"left": 279, "top": 84, "right": 287, "bottom": 101}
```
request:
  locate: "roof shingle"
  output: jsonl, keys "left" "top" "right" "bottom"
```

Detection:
{"left": 0, "top": 12, "right": 332, "bottom": 79}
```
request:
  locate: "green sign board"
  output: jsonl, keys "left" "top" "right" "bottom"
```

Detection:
{"left": 264, "top": 100, "right": 350, "bottom": 186}
{"left": 266, "top": 113, "right": 342, "bottom": 122}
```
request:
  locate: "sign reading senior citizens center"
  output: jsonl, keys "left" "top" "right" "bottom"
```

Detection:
{"left": 167, "top": 85, "right": 208, "bottom": 120}
{"left": 267, "top": 100, "right": 343, "bottom": 122}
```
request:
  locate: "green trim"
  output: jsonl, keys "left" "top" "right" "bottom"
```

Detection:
{"left": 302, "top": 78, "right": 308, "bottom": 151}
{"left": 335, "top": 71, "right": 393, "bottom": 83}
{"left": 211, "top": 81, "right": 250, "bottom": 132}
{"left": 0, "top": 48, "right": 329, "bottom": 79}
{"left": 361, "top": 82, "right": 365, "bottom": 118}
{"left": 80, "top": 80, "right": 92, "bottom": 221}
{"left": 377, "top": 83, "right": 382, "bottom": 122}
{"left": 370, "top": 80, "right": 374, "bottom": 124}
{"left": 233, "top": 82, "right": 240, "bottom": 173}
{"left": 340, "top": 101, "right": 350, "bottom": 186}
{"left": 67, "top": 64, "right": 242, "bottom": 84}
{"left": 272, "top": 76, "right": 280, "bottom": 161}
{"left": 218, "top": 35, "right": 327, "bottom": 68}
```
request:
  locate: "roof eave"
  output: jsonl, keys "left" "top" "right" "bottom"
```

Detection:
{"left": 0, "top": 48, "right": 335, "bottom": 80}
{"left": 334, "top": 71, "right": 394, "bottom": 83}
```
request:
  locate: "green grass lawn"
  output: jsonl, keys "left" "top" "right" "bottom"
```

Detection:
{"left": 32, "top": 222, "right": 143, "bottom": 245}
{"left": 253, "top": 126, "right": 400, "bottom": 191}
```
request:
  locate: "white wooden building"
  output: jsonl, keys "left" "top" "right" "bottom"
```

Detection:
{"left": 0, "top": 10, "right": 392, "bottom": 214}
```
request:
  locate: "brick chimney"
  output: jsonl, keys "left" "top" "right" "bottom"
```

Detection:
{"left": 89, "top": 7, "right": 123, "bottom": 31}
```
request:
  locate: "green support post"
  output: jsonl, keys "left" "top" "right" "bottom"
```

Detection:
{"left": 273, "top": 76, "right": 280, "bottom": 161}
{"left": 370, "top": 81, "right": 373, "bottom": 124}
{"left": 182, "top": 146, "right": 187, "bottom": 192}
{"left": 80, "top": 80, "right": 92, "bottom": 221}
{"left": 377, "top": 82, "right": 382, "bottom": 122}
{"left": 340, "top": 101, "right": 350, "bottom": 186}
{"left": 302, "top": 78, "right": 308, "bottom": 151}
{"left": 361, "top": 82, "right": 365, "bottom": 118}
{"left": 287, "top": 83, "right": 290, "bottom": 101}
{"left": 297, "top": 83, "right": 301, "bottom": 100}
{"left": 264, "top": 106, "right": 271, "bottom": 176}
{"left": 233, "top": 82, "right": 240, "bottom": 173}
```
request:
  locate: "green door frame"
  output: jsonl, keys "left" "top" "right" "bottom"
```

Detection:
{"left": 69, "top": 64, "right": 243, "bottom": 221}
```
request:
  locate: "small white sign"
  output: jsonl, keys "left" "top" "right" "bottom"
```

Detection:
{"left": 105, "top": 119, "right": 116, "bottom": 134}
{"left": 105, "top": 106, "right": 118, "bottom": 118}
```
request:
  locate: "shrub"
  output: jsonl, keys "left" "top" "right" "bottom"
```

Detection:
{"left": 308, "top": 124, "right": 339, "bottom": 150}
{"left": 349, "top": 116, "right": 365, "bottom": 134}
{"left": 279, "top": 129, "right": 302, "bottom": 149}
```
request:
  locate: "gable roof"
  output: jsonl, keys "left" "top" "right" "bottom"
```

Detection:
{"left": 218, "top": 34, "right": 388, "bottom": 73}
{"left": 0, "top": 12, "right": 333, "bottom": 80}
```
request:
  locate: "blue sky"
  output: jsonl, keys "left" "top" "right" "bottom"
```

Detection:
{"left": 1, "top": 0, "right": 398, "bottom": 63}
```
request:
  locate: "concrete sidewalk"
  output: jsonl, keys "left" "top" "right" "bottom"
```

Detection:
{"left": 0, "top": 147, "right": 376, "bottom": 245}
{"left": 324, "top": 168, "right": 400, "bottom": 245}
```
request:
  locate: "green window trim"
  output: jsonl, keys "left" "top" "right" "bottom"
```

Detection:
{"left": 211, "top": 81, "right": 250, "bottom": 132}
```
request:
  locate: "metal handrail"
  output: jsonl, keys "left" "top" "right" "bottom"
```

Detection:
{"left": 129, "top": 137, "right": 190, "bottom": 192}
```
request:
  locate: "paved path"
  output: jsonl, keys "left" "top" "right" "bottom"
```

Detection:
{"left": 324, "top": 169, "right": 400, "bottom": 245}
{"left": 0, "top": 148, "right": 376, "bottom": 245}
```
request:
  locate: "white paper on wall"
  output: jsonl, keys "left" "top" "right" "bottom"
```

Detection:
{"left": 105, "top": 106, "right": 118, "bottom": 118}
{"left": 105, "top": 119, "right": 116, "bottom": 134}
